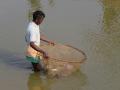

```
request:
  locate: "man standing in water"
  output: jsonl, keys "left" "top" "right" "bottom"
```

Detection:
{"left": 25, "top": 10, "right": 54, "bottom": 72}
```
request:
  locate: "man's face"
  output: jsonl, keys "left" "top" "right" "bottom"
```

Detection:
{"left": 36, "top": 16, "right": 44, "bottom": 25}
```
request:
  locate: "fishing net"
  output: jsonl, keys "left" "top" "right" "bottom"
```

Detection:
{"left": 39, "top": 44, "right": 86, "bottom": 77}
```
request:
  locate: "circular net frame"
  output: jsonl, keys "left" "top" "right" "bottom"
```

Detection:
{"left": 39, "top": 44, "right": 86, "bottom": 77}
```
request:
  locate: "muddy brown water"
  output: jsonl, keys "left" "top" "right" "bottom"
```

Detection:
{"left": 0, "top": 0, "right": 120, "bottom": 90}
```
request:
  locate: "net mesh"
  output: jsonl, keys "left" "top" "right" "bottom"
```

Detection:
{"left": 39, "top": 44, "right": 86, "bottom": 77}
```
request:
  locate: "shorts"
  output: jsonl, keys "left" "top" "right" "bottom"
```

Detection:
{"left": 26, "top": 56, "right": 40, "bottom": 63}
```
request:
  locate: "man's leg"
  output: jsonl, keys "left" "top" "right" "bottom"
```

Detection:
{"left": 31, "top": 62, "right": 47, "bottom": 73}
{"left": 31, "top": 63, "right": 41, "bottom": 72}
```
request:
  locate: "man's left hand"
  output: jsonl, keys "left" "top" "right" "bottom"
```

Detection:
{"left": 49, "top": 41, "right": 55, "bottom": 46}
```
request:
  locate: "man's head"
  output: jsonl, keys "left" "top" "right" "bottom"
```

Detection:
{"left": 33, "top": 10, "right": 45, "bottom": 25}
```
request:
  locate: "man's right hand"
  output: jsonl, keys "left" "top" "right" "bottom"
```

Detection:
{"left": 30, "top": 42, "right": 49, "bottom": 59}
{"left": 43, "top": 52, "right": 49, "bottom": 59}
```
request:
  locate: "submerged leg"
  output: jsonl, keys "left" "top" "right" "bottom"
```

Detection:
{"left": 31, "top": 63, "right": 41, "bottom": 72}
{"left": 31, "top": 62, "right": 48, "bottom": 74}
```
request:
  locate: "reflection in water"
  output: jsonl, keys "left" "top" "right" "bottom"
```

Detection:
{"left": 27, "top": 0, "right": 42, "bottom": 20}
{"left": 27, "top": 70, "right": 87, "bottom": 90}
{"left": 48, "top": 0, "right": 55, "bottom": 7}
{"left": 27, "top": 0, "right": 54, "bottom": 20}
{"left": 0, "top": 49, "right": 31, "bottom": 70}
{"left": 27, "top": 0, "right": 42, "bottom": 10}
{"left": 85, "top": 1, "right": 120, "bottom": 89}
{"left": 27, "top": 73, "right": 52, "bottom": 90}
{"left": 50, "top": 70, "right": 88, "bottom": 90}
{"left": 85, "top": 0, "right": 120, "bottom": 59}
{"left": 102, "top": 0, "right": 120, "bottom": 33}
{"left": 90, "top": 0, "right": 120, "bottom": 57}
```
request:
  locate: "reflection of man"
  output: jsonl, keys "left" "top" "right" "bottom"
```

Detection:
{"left": 27, "top": 70, "right": 87, "bottom": 90}
{"left": 27, "top": 73, "right": 49, "bottom": 90}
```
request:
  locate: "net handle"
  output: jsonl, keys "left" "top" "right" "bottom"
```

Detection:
{"left": 49, "top": 57, "right": 85, "bottom": 63}
{"left": 40, "top": 44, "right": 87, "bottom": 63}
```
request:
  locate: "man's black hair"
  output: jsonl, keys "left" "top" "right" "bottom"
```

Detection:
{"left": 33, "top": 10, "right": 45, "bottom": 21}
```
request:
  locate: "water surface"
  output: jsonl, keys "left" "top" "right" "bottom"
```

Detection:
{"left": 0, "top": 0, "right": 120, "bottom": 90}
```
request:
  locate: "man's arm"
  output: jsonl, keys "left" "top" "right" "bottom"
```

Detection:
{"left": 40, "top": 36, "right": 50, "bottom": 43}
{"left": 30, "top": 42, "right": 49, "bottom": 59}
{"left": 30, "top": 42, "right": 44, "bottom": 53}
{"left": 40, "top": 32, "right": 55, "bottom": 45}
